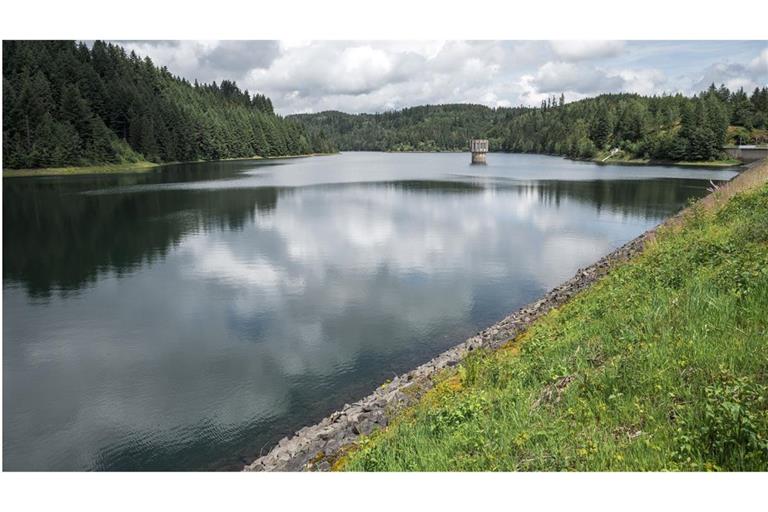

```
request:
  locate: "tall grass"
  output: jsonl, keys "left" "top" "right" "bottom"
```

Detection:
{"left": 341, "top": 183, "right": 768, "bottom": 471}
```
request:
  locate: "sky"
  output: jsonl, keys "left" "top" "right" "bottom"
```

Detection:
{"left": 115, "top": 40, "right": 768, "bottom": 115}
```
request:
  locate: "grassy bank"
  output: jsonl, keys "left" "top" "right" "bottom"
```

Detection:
{"left": 339, "top": 162, "right": 768, "bottom": 471}
{"left": 2, "top": 152, "right": 337, "bottom": 178}
{"left": 595, "top": 158, "right": 743, "bottom": 168}
{"left": 592, "top": 149, "right": 742, "bottom": 168}
{"left": 2, "top": 161, "right": 161, "bottom": 178}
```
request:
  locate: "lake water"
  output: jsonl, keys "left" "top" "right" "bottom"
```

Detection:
{"left": 2, "top": 152, "right": 739, "bottom": 470}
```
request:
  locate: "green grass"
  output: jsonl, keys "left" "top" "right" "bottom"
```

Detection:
{"left": 341, "top": 182, "right": 768, "bottom": 471}
{"left": 2, "top": 152, "right": 338, "bottom": 178}
{"left": 3, "top": 161, "right": 160, "bottom": 177}
{"left": 593, "top": 150, "right": 742, "bottom": 168}
{"left": 670, "top": 159, "right": 743, "bottom": 167}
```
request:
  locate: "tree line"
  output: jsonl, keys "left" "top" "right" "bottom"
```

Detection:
{"left": 3, "top": 40, "right": 336, "bottom": 170}
{"left": 292, "top": 86, "right": 768, "bottom": 162}
{"left": 291, "top": 104, "right": 529, "bottom": 152}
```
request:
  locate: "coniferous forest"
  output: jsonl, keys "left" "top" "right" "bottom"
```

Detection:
{"left": 2, "top": 40, "right": 336, "bottom": 170}
{"left": 290, "top": 105, "right": 530, "bottom": 152}
{"left": 293, "top": 87, "right": 768, "bottom": 162}
{"left": 4, "top": 40, "right": 767, "bottom": 170}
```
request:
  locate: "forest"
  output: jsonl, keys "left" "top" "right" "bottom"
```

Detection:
{"left": 293, "top": 87, "right": 768, "bottom": 162}
{"left": 4, "top": 40, "right": 767, "bottom": 169}
{"left": 2, "top": 40, "right": 336, "bottom": 170}
{"left": 291, "top": 104, "right": 530, "bottom": 152}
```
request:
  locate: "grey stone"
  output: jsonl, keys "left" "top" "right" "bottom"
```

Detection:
{"left": 317, "top": 427, "right": 335, "bottom": 440}
{"left": 345, "top": 405, "right": 364, "bottom": 416}
{"left": 354, "top": 419, "right": 376, "bottom": 436}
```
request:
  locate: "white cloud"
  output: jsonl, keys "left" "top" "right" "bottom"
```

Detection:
{"left": 112, "top": 40, "right": 767, "bottom": 113}
{"left": 692, "top": 54, "right": 768, "bottom": 93}
{"left": 549, "top": 40, "right": 625, "bottom": 61}
{"left": 531, "top": 61, "right": 624, "bottom": 93}
{"left": 618, "top": 68, "right": 667, "bottom": 95}
{"left": 749, "top": 48, "right": 768, "bottom": 74}
{"left": 519, "top": 61, "right": 668, "bottom": 106}
{"left": 117, "top": 40, "right": 279, "bottom": 84}
{"left": 248, "top": 44, "right": 405, "bottom": 96}
{"left": 243, "top": 40, "right": 514, "bottom": 112}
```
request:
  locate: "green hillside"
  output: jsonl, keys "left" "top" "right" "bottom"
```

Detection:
{"left": 2, "top": 40, "right": 336, "bottom": 171}
{"left": 293, "top": 87, "right": 768, "bottom": 162}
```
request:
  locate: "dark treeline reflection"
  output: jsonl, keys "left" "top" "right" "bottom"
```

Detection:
{"left": 4, "top": 179, "right": 277, "bottom": 297}
{"left": 521, "top": 178, "right": 715, "bottom": 218}
{"left": 370, "top": 180, "right": 486, "bottom": 193}
{"left": 5, "top": 173, "right": 713, "bottom": 299}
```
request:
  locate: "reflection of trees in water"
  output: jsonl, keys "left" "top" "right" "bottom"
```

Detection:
{"left": 360, "top": 178, "right": 713, "bottom": 220}
{"left": 354, "top": 178, "right": 711, "bottom": 220}
{"left": 369, "top": 180, "right": 485, "bottom": 193}
{"left": 149, "top": 159, "right": 282, "bottom": 184}
{"left": 519, "top": 179, "right": 712, "bottom": 219}
{"left": 4, "top": 181, "right": 278, "bottom": 297}
{"left": 4, "top": 175, "right": 713, "bottom": 298}
{"left": 283, "top": 180, "right": 485, "bottom": 195}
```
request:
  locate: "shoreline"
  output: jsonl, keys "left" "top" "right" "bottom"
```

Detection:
{"left": 325, "top": 149, "right": 744, "bottom": 169}
{"left": 589, "top": 157, "right": 742, "bottom": 169}
{"left": 2, "top": 161, "right": 161, "bottom": 178}
{"left": 245, "top": 157, "right": 765, "bottom": 472}
{"left": 3, "top": 151, "right": 742, "bottom": 178}
{"left": 2, "top": 152, "right": 337, "bottom": 178}
{"left": 246, "top": 228, "right": 654, "bottom": 471}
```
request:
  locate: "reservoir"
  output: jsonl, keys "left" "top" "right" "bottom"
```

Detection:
{"left": 2, "top": 152, "right": 738, "bottom": 470}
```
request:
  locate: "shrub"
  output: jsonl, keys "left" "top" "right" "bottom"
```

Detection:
{"left": 673, "top": 371, "right": 768, "bottom": 470}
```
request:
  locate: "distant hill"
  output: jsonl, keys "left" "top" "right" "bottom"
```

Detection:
{"left": 292, "top": 87, "right": 768, "bottom": 162}
{"left": 290, "top": 104, "right": 530, "bottom": 152}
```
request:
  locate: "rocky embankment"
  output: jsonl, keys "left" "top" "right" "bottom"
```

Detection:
{"left": 245, "top": 225, "right": 663, "bottom": 471}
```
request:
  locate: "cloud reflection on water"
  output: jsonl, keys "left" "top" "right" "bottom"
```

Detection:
{"left": 2, "top": 153, "right": 734, "bottom": 470}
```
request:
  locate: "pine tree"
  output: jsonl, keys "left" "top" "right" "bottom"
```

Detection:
{"left": 3, "top": 40, "right": 326, "bottom": 170}
{"left": 591, "top": 105, "right": 612, "bottom": 149}
{"left": 730, "top": 88, "right": 754, "bottom": 127}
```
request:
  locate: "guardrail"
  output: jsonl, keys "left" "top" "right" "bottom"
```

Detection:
{"left": 723, "top": 146, "right": 768, "bottom": 163}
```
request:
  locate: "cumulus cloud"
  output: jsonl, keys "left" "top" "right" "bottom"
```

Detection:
{"left": 749, "top": 48, "right": 768, "bottom": 74}
{"left": 199, "top": 41, "right": 280, "bottom": 75}
{"left": 530, "top": 61, "right": 624, "bottom": 93}
{"left": 692, "top": 57, "right": 768, "bottom": 93}
{"left": 112, "top": 40, "right": 768, "bottom": 113}
{"left": 519, "top": 61, "right": 666, "bottom": 105}
{"left": 549, "top": 40, "right": 625, "bottom": 61}
{"left": 117, "top": 40, "right": 280, "bottom": 88}
{"left": 618, "top": 68, "right": 667, "bottom": 95}
{"left": 244, "top": 40, "right": 514, "bottom": 112}
{"left": 247, "top": 43, "right": 409, "bottom": 96}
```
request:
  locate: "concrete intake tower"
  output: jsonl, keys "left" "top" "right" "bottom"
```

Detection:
{"left": 470, "top": 139, "right": 488, "bottom": 164}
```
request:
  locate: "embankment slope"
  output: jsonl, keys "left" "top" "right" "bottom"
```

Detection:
{"left": 248, "top": 158, "right": 768, "bottom": 471}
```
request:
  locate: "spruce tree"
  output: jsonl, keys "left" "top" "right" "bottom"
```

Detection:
{"left": 3, "top": 40, "right": 325, "bottom": 170}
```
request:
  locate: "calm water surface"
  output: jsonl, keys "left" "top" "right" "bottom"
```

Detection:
{"left": 3, "top": 152, "right": 739, "bottom": 470}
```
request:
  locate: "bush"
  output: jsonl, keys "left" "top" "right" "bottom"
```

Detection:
{"left": 674, "top": 371, "right": 768, "bottom": 470}
{"left": 426, "top": 391, "right": 488, "bottom": 436}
